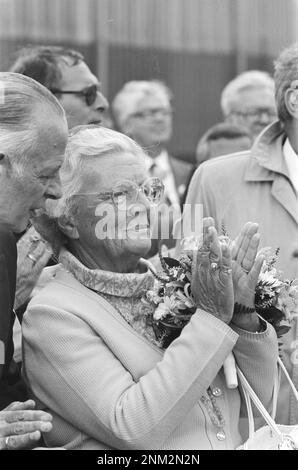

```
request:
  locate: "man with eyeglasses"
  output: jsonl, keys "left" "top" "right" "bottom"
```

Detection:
{"left": 112, "top": 80, "right": 191, "bottom": 205}
{"left": 221, "top": 70, "right": 277, "bottom": 140}
{"left": 10, "top": 46, "right": 109, "bottom": 129}
{"left": 112, "top": 80, "right": 192, "bottom": 254}
{"left": 185, "top": 44, "right": 298, "bottom": 426}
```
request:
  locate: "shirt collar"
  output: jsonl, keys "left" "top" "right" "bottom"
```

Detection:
{"left": 244, "top": 120, "right": 290, "bottom": 182}
{"left": 59, "top": 248, "right": 154, "bottom": 297}
{"left": 283, "top": 137, "right": 298, "bottom": 161}
{"left": 144, "top": 150, "right": 170, "bottom": 171}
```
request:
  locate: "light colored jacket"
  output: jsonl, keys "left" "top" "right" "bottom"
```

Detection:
{"left": 22, "top": 265, "right": 277, "bottom": 450}
{"left": 185, "top": 120, "right": 298, "bottom": 424}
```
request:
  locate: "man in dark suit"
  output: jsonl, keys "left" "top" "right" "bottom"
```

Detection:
{"left": 0, "top": 72, "right": 68, "bottom": 449}
{"left": 0, "top": 228, "right": 23, "bottom": 408}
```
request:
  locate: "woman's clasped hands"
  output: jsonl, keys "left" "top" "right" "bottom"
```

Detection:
{"left": 191, "top": 218, "right": 265, "bottom": 331}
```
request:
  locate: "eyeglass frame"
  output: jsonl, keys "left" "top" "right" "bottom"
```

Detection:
{"left": 229, "top": 107, "right": 277, "bottom": 120}
{"left": 50, "top": 83, "right": 101, "bottom": 107}
{"left": 130, "top": 107, "right": 174, "bottom": 120}
{"left": 71, "top": 177, "right": 165, "bottom": 208}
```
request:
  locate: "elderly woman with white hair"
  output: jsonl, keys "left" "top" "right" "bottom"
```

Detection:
{"left": 22, "top": 125, "right": 278, "bottom": 450}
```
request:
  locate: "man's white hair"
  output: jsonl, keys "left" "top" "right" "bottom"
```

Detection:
{"left": 0, "top": 72, "right": 66, "bottom": 171}
{"left": 47, "top": 125, "right": 147, "bottom": 221}
{"left": 112, "top": 80, "right": 172, "bottom": 130}
{"left": 220, "top": 70, "right": 275, "bottom": 117}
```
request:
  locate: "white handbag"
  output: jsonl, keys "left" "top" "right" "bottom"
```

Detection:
{"left": 237, "top": 357, "right": 298, "bottom": 450}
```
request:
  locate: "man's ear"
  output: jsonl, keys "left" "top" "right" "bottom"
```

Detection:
{"left": 58, "top": 214, "right": 79, "bottom": 240}
{"left": 285, "top": 88, "right": 298, "bottom": 119}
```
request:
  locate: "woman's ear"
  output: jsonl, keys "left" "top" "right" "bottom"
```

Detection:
{"left": 58, "top": 214, "right": 79, "bottom": 240}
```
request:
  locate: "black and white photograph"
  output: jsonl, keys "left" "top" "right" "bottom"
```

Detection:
{"left": 0, "top": 0, "right": 298, "bottom": 457}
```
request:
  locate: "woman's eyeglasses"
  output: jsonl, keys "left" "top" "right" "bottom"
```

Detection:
{"left": 73, "top": 177, "right": 165, "bottom": 208}
{"left": 50, "top": 84, "right": 100, "bottom": 107}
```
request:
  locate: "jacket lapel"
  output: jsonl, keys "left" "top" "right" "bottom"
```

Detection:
{"left": 271, "top": 175, "right": 298, "bottom": 224}
{"left": 244, "top": 122, "right": 298, "bottom": 224}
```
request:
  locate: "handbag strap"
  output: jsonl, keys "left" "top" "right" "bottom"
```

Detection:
{"left": 236, "top": 366, "right": 283, "bottom": 442}
{"left": 237, "top": 358, "right": 298, "bottom": 446}
{"left": 271, "top": 363, "right": 281, "bottom": 420}
{"left": 271, "top": 357, "right": 298, "bottom": 419}
{"left": 277, "top": 356, "right": 298, "bottom": 403}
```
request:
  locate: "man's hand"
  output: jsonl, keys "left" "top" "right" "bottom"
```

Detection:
{"left": 0, "top": 400, "right": 52, "bottom": 450}
{"left": 15, "top": 227, "right": 52, "bottom": 309}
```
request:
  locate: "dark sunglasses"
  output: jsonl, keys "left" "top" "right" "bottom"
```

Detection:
{"left": 50, "top": 84, "right": 99, "bottom": 106}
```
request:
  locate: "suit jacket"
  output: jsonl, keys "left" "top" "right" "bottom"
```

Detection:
{"left": 0, "top": 227, "right": 26, "bottom": 409}
{"left": 185, "top": 120, "right": 298, "bottom": 424}
{"left": 22, "top": 265, "right": 277, "bottom": 450}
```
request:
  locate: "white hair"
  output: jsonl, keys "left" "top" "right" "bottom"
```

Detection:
{"left": 47, "top": 125, "right": 147, "bottom": 220}
{"left": 0, "top": 72, "right": 66, "bottom": 170}
{"left": 220, "top": 70, "right": 275, "bottom": 117}
{"left": 112, "top": 80, "right": 172, "bottom": 130}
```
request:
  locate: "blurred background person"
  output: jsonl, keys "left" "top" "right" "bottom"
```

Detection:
{"left": 181, "top": 123, "right": 253, "bottom": 207}
{"left": 195, "top": 122, "right": 253, "bottom": 166}
{"left": 112, "top": 80, "right": 191, "bottom": 203}
{"left": 220, "top": 70, "right": 277, "bottom": 140}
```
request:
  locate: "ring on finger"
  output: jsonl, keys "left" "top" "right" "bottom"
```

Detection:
{"left": 5, "top": 436, "right": 10, "bottom": 449}
{"left": 241, "top": 263, "right": 249, "bottom": 274}
{"left": 221, "top": 266, "right": 232, "bottom": 275}
{"left": 210, "top": 262, "right": 219, "bottom": 271}
{"left": 27, "top": 253, "right": 37, "bottom": 264}
{"left": 14, "top": 423, "right": 24, "bottom": 434}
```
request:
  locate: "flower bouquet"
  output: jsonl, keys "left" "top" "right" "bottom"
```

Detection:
{"left": 255, "top": 248, "right": 298, "bottom": 345}
{"left": 143, "top": 247, "right": 196, "bottom": 348}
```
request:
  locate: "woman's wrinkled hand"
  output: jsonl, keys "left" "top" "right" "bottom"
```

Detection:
{"left": 191, "top": 218, "right": 234, "bottom": 324}
{"left": 231, "top": 222, "right": 264, "bottom": 308}
{"left": 0, "top": 400, "right": 53, "bottom": 450}
{"left": 15, "top": 226, "right": 52, "bottom": 309}
{"left": 231, "top": 222, "right": 265, "bottom": 331}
